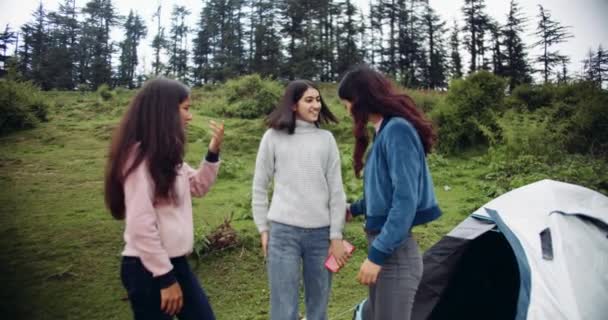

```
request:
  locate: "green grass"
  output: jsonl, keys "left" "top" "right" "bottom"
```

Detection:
{"left": 0, "top": 86, "right": 603, "bottom": 319}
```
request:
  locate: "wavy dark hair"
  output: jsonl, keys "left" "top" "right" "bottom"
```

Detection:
{"left": 266, "top": 80, "right": 338, "bottom": 134}
{"left": 104, "top": 77, "right": 190, "bottom": 220}
{"left": 338, "top": 65, "right": 436, "bottom": 177}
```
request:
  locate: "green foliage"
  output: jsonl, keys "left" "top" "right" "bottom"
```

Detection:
{"left": 432, "top": 71, "right": 506, "bottom": 153}
{"left": 507, "top": 81, "right": 608, "bottom": 156}
{"left": 481, "top": 149, "right": 608, "bottom": 197}
{"left": 508, "top": 84, "right": 554, "bottom": 111}
{"left": 563, "top": 89, "right": 608, "bottom": 155}
{"left": 218, "top": 74, "right": 283, "bottom": 119}
{"left": 96, "top": 84, "right": 115, "bottom": 102}
{"left": 493, "top": 109, "right": 566, "bottom": 159}
{"left": 0, "top": 80, "right": 49, "bottom": 135}
{"left": 405, "top": 89, "right": 445, "bottom": 113}
{"left": 1, "top": 82, "right": 606, "bottom": 319}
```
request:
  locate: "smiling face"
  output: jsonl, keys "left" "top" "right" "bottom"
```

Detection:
{"left": 179, "top": 97, "right": 192, "bottom": 128}
{"left": 294, "top": 88, "right": 322, "bottom": 123}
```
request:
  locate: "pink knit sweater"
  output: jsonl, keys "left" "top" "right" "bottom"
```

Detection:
{"left": 121, "top": 152, "right": 219, "bottom": 279}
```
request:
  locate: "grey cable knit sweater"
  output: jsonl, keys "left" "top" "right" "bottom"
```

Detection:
{"left": 252, "top": 120, "right": 346, "bottom": 239}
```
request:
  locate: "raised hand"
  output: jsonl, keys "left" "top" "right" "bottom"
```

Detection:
{"left": 208, "top": 120, "right": 224, "bottom": 153}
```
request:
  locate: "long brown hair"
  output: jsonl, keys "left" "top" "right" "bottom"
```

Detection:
{"left": 266, "top": 80, "right": 338, "bottom": 134}
{"left": 104, "top": 77, "right": 190, "bottom": 219}
{"left": 338, "top": 65, "right": 436, "bottom": 177}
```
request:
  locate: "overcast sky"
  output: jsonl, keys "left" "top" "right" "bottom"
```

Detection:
{"left": 1, "top": 0, "right": 607, "bottom": 77}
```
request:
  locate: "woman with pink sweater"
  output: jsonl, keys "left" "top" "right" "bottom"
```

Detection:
{"left": 104, "top": 78, "right": 223, "bottom": 319}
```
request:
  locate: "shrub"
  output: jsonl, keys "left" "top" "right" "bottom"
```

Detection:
{"left": 509, "top": 84, "right": 554, "bottom": 111}
{"left": 432, "top": 71, "right": 506, "bottom": 153}
{"left": 0, "top": 80, "right": 49, "bottom": 135}
{"left": 220, "top": 74, "right": 283, "bottom": 119}
{"left": 405, "top": 89, "right": 445, "bottom": 113}
{"left": 565, "top": 91, "right": 608, "bottom": 155}
{"left": 493, "top": 109, "right": 566, "bottom": 160}
{"left": 96, "top": 84, "right": 115, "bottom": 101}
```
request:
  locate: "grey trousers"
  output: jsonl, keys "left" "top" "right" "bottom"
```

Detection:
{"left": 362, "top": 234, "right": 423, "bottom": 320}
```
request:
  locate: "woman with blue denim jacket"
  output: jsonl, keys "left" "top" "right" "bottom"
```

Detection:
{"left": 251, "top": 80, "right": 349, "bottom": 320}
{"left": 339, "top": 66, "right": 442, "bottom": 320}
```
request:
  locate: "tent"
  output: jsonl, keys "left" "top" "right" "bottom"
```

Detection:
{"left": 411, "top": 179, "right": 608, "bottom": 320}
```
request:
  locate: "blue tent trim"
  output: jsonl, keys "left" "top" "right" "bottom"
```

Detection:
{"left": 485, "top": 208, "right": 531, "bottom": 320}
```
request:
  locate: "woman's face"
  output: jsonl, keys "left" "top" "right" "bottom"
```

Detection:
{"left": 341, "top": 99, "right": 353, "bottom": 115}
{"left": 179, "top": 97, "right": 192, "bottom": 127}
{"left": 294, "top": 88, "right": 322, "bottom": 123}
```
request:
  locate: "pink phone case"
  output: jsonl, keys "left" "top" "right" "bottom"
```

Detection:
{"left": 324, "top": 240, "right": 356, "bottom": 273}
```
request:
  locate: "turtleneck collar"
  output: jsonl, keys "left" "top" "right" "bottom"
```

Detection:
{"left": 294, "top": 119, "right": 317, "bottom": 133}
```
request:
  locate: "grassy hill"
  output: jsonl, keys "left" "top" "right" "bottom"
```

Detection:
{"left": 0, "top": 82, "right": 604, "bottom": 319}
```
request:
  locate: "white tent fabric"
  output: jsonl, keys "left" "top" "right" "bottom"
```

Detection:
{"left": 470, "top": 179, "right": 608, "bottom": 320}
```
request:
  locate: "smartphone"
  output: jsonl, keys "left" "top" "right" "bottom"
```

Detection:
{"left": 324, "top": 240, "right": 356, "bottom": 273}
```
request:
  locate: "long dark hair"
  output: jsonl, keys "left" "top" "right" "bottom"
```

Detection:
{"left": 338, "top": 65, "right": 436, "bottom": 177}
{"left": 266, "top": 80, "right": 338, "bottom": 134}
{"left": 104, "top": 77, "right": 190, "bottom": 220}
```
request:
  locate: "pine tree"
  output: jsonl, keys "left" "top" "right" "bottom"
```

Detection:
{"left": 118, "top": 11, "right": 147, "bottom": 88}
{"left": 396, "top": 0, "right": 421, "bottom": 87}
{"left": 502, "top": 0, "right": 531, "bottom": 90}
{"left": 488, "top": 19, "right": 505, "bottom": 77}
{"left": 167, "top": 5, "right": 190, "bottom": 82}
{"left": 278, "top": 0, "right": 318, "bottom": 80}
{"left": 583, "top": 45, "right": 608, "bottom": 88}
{"left": 594, "top": 45, "right": 608, "bottom": 87}
{"left": 556, "top": 56, "right": 570, "bottom": 84}
{"left": 250, "top": 0, "right": 282, "bottom": 77}
{"left": 22, "top": 3, "right": 50, "bottom": 88}
{"left": 449, "top": 20, "right": 463, "bottom": 79}
{"left": 534, "top": 5, "right": 572, "bottom": 84}
{"left": 46, "top": 0, "right": 80, "bottom": 89}
{"left": 582, "top": 48, "right": 596, "bottom": 82}
{"left": 18, "top": 23, "right": 34, "bottom": 80}
{"left": 421, "top": 4, "right": 447, "bottom": 89}
{"left": 0, "top": 25, "right": 16, "bottom": 78}
{"left": 368, "top": 0, "right": 383, "bottom": 67}
{"left": 335, "top": 0, "right": 363, "bottom": 77}
{"left": 192, "top": 3, "right": 212, "bottom": 84}
{"left": 462, "top": 0, "right": 489, "bottom": 73}
{"left": 202, "top": 0, "right": 247, "bottom": 81}
{"left": 151, "top": 5, "right": 167, "bottom": 76}
{"left": 81, "top": 0, "right": 119, "bottom": 89}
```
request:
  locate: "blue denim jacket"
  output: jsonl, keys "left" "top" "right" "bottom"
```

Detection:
{"left": 350, "top": 116, "right": 441, "bottom": 265}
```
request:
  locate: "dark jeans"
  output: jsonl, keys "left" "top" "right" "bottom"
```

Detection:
{"left": 120, "top": 256, "right": 215, "bottom": 320}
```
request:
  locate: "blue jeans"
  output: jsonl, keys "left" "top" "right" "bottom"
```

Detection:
{"left": 268, "top": 222, "right": 332, "bottom": 320}
{"left": 120, "top": 256, "right": 215, "bottom": 320}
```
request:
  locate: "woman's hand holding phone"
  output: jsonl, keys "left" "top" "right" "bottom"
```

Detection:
{"left": 325, "top": 240, "right": 355, "bottom": 273}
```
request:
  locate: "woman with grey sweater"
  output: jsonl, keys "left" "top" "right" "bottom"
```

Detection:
{"left": 252, "top": 80, "right": 348, "bottom": 320}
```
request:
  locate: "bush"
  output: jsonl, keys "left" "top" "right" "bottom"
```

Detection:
{"left": 565, "top": 91, "right": 608, "bottom": 155}
{"left": 0, "top": 80, "right": 49, "bottom": 135}
{"left": 508, "top": 81, "right": 608, "bottom": 156}
{"left": 405, "top": 89, "right": 445, "bottom": 113}
{"left": 220, "top": 74, "right": 283, "bottom": 119}
{"left": 432, "top": 71, "right": 506, "bottom": 154}
{"left": 96, "top": 84, "right": 115, "bottom": 101}
{"left": 508, "top": 84, "right": 554, "bottom": 111}
{"left": 493, "top": 109, "right": 566, "bottom": 160}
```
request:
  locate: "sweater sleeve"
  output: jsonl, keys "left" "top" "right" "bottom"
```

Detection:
{"left": 123, "top": 161, "right": 176, "bottom": 287}
{"left": 183, "top": 150, "right": 220, "bottom": 198}
{"left": 251, "top": 130, "right": 274, "bottom": 233}
{"left": 326, "top": 133, "right": 347, "bottom": 239}
{"left": 368, "top": 123, "right": 421, "bottom": 266}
